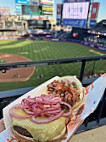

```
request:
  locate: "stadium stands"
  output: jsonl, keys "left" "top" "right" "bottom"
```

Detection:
{"left": 0, "top": 20, "right": 27, "bottom": 37}
{"left": 27, "top": 19, "right": 51, "bottom": 30}
{"left": 90, "top": 20, "right": 106, "bottom": 33}
{"left": 0, "top": 18, "right": 106, "bottom": 50}
{"left": 84, "top": 20, "right": 106, "bottom": 48}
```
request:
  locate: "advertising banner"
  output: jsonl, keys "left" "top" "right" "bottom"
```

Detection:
{"left": 63, "top": 2, "right": 89, "bottom": 27}
{"left": 89, "top": 19, "right": 97, "bottom": 28}
{"left": 63, "top": 19, "right": 87, "bottom": 27}
{"left": 30, "top": 0, "right": 39, "bottom": 5}
{"left": 42, "top": 6, "right": 53, "bottom": 15}
{"left": 40, "top": 0, "right": 54, "bottom": 7}
{"left": 64, "top": 0, "right": 90, "bottom": 2}
{"left": 40, "top": 0, "right": 54, "bottom": 4}
{"left": 16, "top": 5, "right": 22, "bottom": 15}
{"left": 15, "top": 0, "right": 30, "bottom": 5}
{"left": 40, "top": 0, "right": 54, "bottom": 15}
{"left": 42, "top": 7, "right": 53, "bottom": 12}
{"left": 56, "top": 4, "right": 62, "bottom": 25}
{"left": 90, "top": 2, "right": 100, "bottom": 20}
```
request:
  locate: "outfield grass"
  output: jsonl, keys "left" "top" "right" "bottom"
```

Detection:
{"left": 0, "top": 40, "right": 105, "bottom": 91}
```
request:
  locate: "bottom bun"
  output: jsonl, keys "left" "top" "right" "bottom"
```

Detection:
{"left": 12, "top": 128, "right": 34, "bottom": 142}
{"left": 12, "top": 126, "right": 66, "bottom": 142}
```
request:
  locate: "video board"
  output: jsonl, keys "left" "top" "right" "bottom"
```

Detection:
{"left": 22, "top": 5, "right": 42, "bottom": 16}
{"left": 63, "top": 2, "right": 89, "bottom": 27}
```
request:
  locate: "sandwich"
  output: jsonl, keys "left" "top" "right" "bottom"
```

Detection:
{"left": 9, "top": 95, "right": 72, "bottom": 142}
{"left": 43, "top": 76, "right": 84, "bottom": 112}
{"left": 9, "top": 76, "right": 84, "bottom": 142}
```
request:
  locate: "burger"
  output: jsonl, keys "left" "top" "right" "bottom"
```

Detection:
{"left": 9, "top": 76, "right": 84, "bottom": 142}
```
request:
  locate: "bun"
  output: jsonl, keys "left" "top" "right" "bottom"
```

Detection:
{"left": 60, "top": 76, "right": 84, "bottom": 111}
{"left": 12, "top": 128, "right": 34, "bottom": 142}
{"left": 11, "top": 108, "right": 69, "bottom": 142}
{"left": 12, "top": 126, "right": 66, "bottom": 142}
{"left": 43, "top": 76, "right": 84, "bottom": 112}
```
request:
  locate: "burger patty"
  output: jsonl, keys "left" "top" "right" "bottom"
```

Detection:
{"left": 13, "top": 126, "right": 33, "bottom": 138}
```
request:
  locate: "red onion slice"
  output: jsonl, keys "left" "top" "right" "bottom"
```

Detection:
{"left": 9, "top": 95, "right": 73, "bottom": 123}
{"left": 40, "top": 108, "right": 62, "bottom": 115}
{"left": 61, "top": 102, "right": 73, "bottom": 117}
{"left": 9, "top": 104, "right": 32, "bottom": 119}
{"left": 50, "top": 103, "right": 61, "bottom": 109}
{"left": 23, "top": 108, "right": 36, "bottom": 115}
{"left": 31, "top": 110, "right": 64, "bottom": 124}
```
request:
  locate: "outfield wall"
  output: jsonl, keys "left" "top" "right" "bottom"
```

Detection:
{"left": 0, "top": 36, "right": 106, "bottom": 52}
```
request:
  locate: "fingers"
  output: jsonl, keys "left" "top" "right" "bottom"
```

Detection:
{"left": 0, "top": 119, "right": 5, "bottom": 133}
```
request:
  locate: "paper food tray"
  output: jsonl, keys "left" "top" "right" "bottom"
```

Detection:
{"left": 0, "top": 74, "right": 106, "bottom": 142}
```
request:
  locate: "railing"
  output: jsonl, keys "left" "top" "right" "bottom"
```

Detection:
{"left": 0, "top": 55, "right": 106, "bottom": 82}
{"left": 0, "top": 55, "right": 106, "bottom": 133}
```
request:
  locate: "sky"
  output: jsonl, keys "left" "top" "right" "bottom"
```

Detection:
{"left": 0, "top": 0, "right": 106, "bottom": 22}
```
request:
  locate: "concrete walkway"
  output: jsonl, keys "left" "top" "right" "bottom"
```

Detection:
{"left": 70, "top": 125, "right": 106, "bottom": 142}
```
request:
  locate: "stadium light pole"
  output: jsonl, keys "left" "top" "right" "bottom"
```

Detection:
{"left": 86, "top": 0, "right": 92, "bottom": 28}
{"left": 86, "top": 0, "right": 94, "bottom": 28}
{"left": 60, "top": 0, "right": 64, "bottom": 26}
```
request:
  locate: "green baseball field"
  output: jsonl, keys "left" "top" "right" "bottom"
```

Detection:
{"left": 0, "top": 40, "right": 105, "bottom": 91}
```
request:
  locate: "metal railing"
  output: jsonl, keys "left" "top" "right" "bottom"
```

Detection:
{"left": 0, "top": 55, "right": 106, "bottom": 82}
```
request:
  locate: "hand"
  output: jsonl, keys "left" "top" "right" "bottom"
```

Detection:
{"left": 0, "top": 119, "right": 5, "bottom": 133}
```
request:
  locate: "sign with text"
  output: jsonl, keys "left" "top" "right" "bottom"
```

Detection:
{"left": 42, "top": 6, "right": 53, "bottom": 15}
{"left": 15, "top": 0, "right": 30, "bottom": 5}
{"left": 40, "top": 0, "right": 54, "bottom": 7}
{"left": 42, "top": 7, "right": 53, "bottom": 12}
{"left": 56, "top": 4, "right": 62, "bottom": 25}
{"left": 16, "top": 5, "right": 22, "bottom": 15}
{"left": 30, "top": 0, "right": 39, "bottom": 5}
{"left": 63, "top": 19, "right": 87, "bottom": 27}
{"left": 89, "top": 19, "right": 97, "bottom": 28}
{"left": 90, "top": 2, "right": 100, "bottom": 20}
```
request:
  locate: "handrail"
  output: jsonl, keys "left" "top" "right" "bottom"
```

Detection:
{"left": 0, "top": 55, "right": 106, "bottom": 82}
{"left": 0, "top": 55, "right": 106, "bottom": 69}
